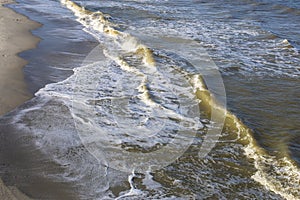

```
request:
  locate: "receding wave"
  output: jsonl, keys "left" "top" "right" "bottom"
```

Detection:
{"left": 49, "top": 1, "right": 300, "bottom": 199}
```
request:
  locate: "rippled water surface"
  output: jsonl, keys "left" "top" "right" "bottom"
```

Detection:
{"left": 0, "top": 0, "right": 299, "bottom": 199}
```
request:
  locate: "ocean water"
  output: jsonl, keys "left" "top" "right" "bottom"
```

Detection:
{"left": 0, "top": 0, "right": 299, "bottom": 199}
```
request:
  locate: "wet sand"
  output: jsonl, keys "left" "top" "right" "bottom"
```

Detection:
{"left": 0, "top": 0, "right": 40, "bottom": 116}
{"left": 0, "top": 0, "right": 40, "bottom": 199}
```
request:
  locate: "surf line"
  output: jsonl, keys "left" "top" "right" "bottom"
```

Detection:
{"left": 59, "top": 1, "right": 300, "bottom": 199}
{"left": 61, "top": 0, "right": 155, "bottom": 67}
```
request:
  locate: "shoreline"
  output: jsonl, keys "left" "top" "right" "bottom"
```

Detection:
{"left": 0, "top": 0, "right": 40, "bottom": 116}
{"left": 0, "top": 0, "right": 40, "bottom": 199}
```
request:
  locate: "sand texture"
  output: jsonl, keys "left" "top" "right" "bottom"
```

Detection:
{"left": 0, "top": 0, "right": 40, "bottom": 116}
{"left": 0, "top": 0, "right": 40, "bottom": 199}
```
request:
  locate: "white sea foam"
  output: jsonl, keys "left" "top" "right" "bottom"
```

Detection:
{"left": 14, "top": 0, "right": 299, "bottom": 199}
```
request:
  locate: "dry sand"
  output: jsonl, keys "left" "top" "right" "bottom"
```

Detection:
{"left": 0, "top": 0, "right": 40, "bottom": 116}
{"left": 0, "top": 0, "right": 40, "bottom": 199}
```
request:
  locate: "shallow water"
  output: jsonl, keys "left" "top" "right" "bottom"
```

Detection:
{"left": 0, "top": 0, "right": 299, "bottom": 199}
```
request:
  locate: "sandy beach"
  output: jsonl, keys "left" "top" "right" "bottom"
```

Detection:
{"left": 0, "top": 0, "right": 40, "bottom": 199}
{"left": 0, "top": 0, "right": 40, "bottom": 116}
